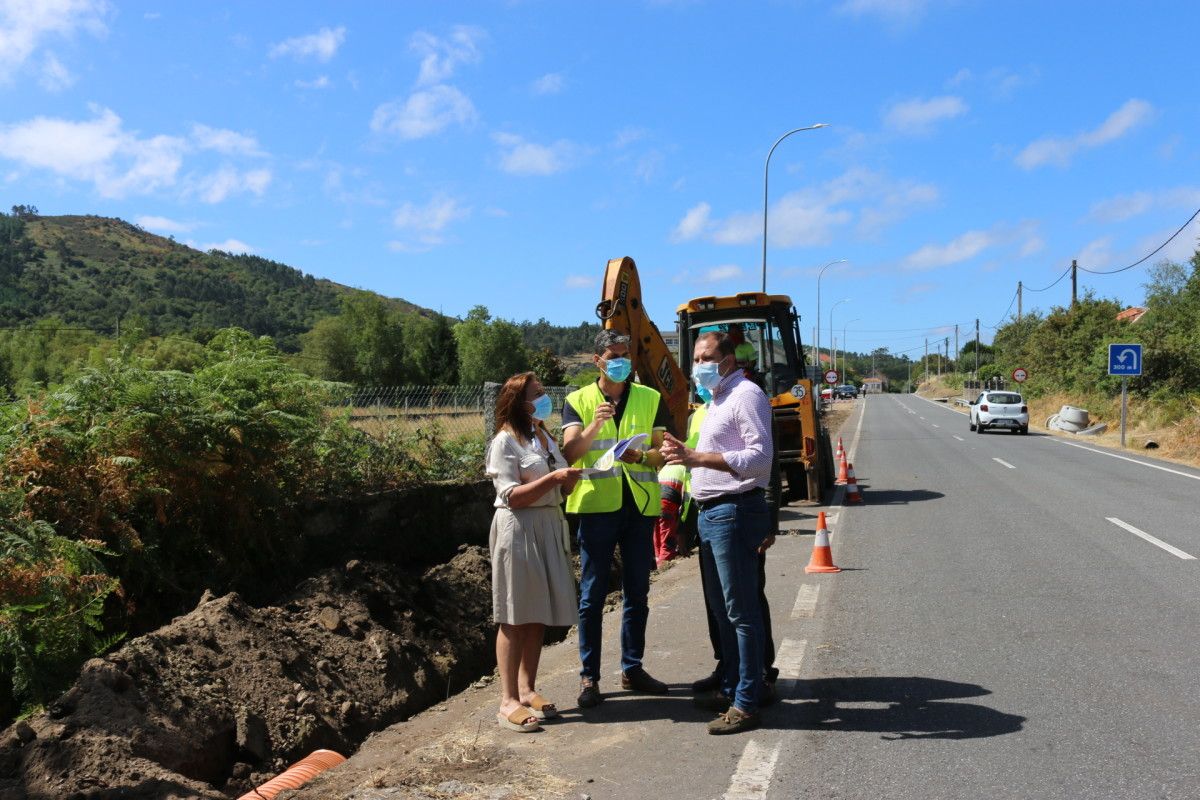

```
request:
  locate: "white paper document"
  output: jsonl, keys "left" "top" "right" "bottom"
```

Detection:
{"left": 581, "top": 432, "right": 649, "bottom": 474}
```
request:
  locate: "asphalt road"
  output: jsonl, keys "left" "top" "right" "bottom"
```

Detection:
{"left": 296, "top": 393, "right": 1200, "bottom": 800}
{"left": 766, "top": 393, "right": 1200, "bottom": 800}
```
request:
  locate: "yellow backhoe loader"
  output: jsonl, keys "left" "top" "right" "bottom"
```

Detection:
{"left": 594, "top": 256, "right": 834, "bottom": 504}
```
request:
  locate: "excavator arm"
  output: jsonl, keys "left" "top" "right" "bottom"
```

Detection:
{"left": 595, "top": 256, "right": 690, "bottom": 437}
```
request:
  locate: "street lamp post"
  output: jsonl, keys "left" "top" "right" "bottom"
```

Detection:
{"left": 843, "top": 318, "right": 860, "bottom": 378}
{"left": 762, "top": 124, "right": 829, "bottom": 294}
{"left": 830, "top": 298, "right": 850, "bottom": 383}
{"left": 815, "top": 258, "right": 846, "bottom": 379}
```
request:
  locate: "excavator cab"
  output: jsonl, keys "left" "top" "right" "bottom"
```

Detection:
{"left": 677, "top": 293, "right": 834, "bottom": 503}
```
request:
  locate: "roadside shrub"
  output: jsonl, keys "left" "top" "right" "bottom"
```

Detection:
{"left": 0, "top": 327, "right": 485, "bottom": 718}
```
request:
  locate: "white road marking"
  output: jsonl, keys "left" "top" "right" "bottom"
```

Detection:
{"left": 1107, "top": 517, "right": 1196, "bottom": 560}
{"left": 847, "top": 396, "right": 867, "bottom": 463}
{"left": 931, "top": 424, "right": 940, "bottom": 428}
{"left": 953, "top": 435, "right": 964, "bottom": 441}
{"left": 790, "top": 584, "right": 820, "bottom": 619}
{"left": 774, "top": 637, "right": 808, "bottom": 678}
{"left": 919, "top": 416, "right": 926, "bottom": 420}
{"left": 1046, "top": 438, "right": 1200, "bottom": 482}
{"left": 724, "top": 740, "right": 781, "bottom": 800}
{"left": 993, "top": 458, "right": 1015, "bottom": 469}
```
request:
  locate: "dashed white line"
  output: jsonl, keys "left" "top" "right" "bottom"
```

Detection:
{"left": 953, "top": 435, "right": 964, "bottom": 441}
{"left": 993, "top": 458, "right": 1015, "bottom": 469}
{"left": 724, "top": 740, "right": 781, "bottom": 800}
{"left": 790, "top": 584, "right": 820, "bottom": 619}
{"left": 1107, "top": 517, "right": 1196, "bottom": 560}
{"left": 931, "top": 424, "right": 940, "bottom": 428}
{"left": 774, "top": 637, "right": 808, "bottom": 679}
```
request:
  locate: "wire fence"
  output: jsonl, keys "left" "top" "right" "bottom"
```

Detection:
{"left": 331, "top": 384, "right": 573, "bottom": 441}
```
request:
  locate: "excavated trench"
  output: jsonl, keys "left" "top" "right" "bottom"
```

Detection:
{"left": 0, "top": 483, "right": 532, "bottom": 800}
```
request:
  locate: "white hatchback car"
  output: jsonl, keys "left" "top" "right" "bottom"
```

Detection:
{"left": 969, "top": 391, "right": 1029, "bottom": 434}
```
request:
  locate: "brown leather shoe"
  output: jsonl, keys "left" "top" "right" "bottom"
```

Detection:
{"left": 620, "top": 667, "right": 669, "bottom": 694}
{"left": 577, "top": 678, "right": 603, "bottom": 708}
{"left": 707, "top": 706, "right": 761, "bottom": 735}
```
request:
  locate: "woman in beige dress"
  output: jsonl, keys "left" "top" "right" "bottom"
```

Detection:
{"left": 487, "top": 372, "right": 581, "bottom": 732}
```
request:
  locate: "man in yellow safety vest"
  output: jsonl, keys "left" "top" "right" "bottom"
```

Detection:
{"left": 562, "top": 330, "right": 673, "bottom": 709}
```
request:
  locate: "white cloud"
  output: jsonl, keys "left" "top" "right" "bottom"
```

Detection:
{"left": 192, "top": 166, "right": 272, "bottom": 203}
{"left": 410, "top": 25, "right": 484, "bottom": 86}
{"left": 612, "top": 127, "right": 646, "bottom": 148}
{"left": 295, "top": 75, "right": 331, "bottom": 90}
{"left": 835, "top": 0, "right": 929, "bottom": 23}
{"left": 564, "top": 275, "right": 595, "bottom": 289}
{"left": 883, "top": 95, "right": 968, "bottom": 135}
{"left": 903, "top": 220, "right": 1043, "bottom": 270}
{"left": 1016, "top": 99, "right": 1154, "bottom": 169}
{"left": 0, "top": 107, "right": 185, "bottom": 197}
{"left": 702, "top": 265, "right": 743, "bottom": 283}
{"left": 190, "top": 124, "right": 264, "bottom": 157}
{"left": 371, "top": 85, "right": 477, "bottom": 140}
{"left": 1088, "top": 187, "right": 1200, "bottom": 223}
{"left": 532, "top": 72, "right": 564, "bottom": 95}
{"left": 0, "top": 0, "right": 107, "bottom": 84}
{"left": 493, "top": 132, "right": 574, "bottom": 176}
{"left": 672, "top": 167, "right": 938, "bottom": 249}
{"left": 946, "top": 68, "right": 972, "bottom": 87}
{"left": 135, "top": 214, "right": 195, "bottom": 234}
{"left": 269, "top": 26, "right": 346, "bottom": 62}
{"left": 389, "top": 194, "right": 470, "bottom": 251}
{"left": 38, "top": 51, "right": 73, "bottom": 91}
{"left": 671, "top": 202, "right": 711, "bottom": 242}
{"left": 202, "top": 238, "right": 254, "bottom": 254}
{"left": 1075, "top": 236, "right": 1113, "bottom": 270}
{"left": 904, "top": 230, "right": 994, "bottom": 270}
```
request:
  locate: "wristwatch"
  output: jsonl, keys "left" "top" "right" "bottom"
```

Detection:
{"left": 638, "top": 449, "right": 648, "bottom": 465}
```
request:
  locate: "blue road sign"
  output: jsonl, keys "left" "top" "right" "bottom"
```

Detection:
{"left": 1108, "top": 343, "right": 1142, "bottom": 376}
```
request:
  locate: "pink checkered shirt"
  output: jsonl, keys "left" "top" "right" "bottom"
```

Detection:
{"left": 690, "top": 370, "right": 774, "bottom": 502}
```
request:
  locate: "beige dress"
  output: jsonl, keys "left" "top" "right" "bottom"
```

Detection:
{"left": 486, "top": 428, "right": 577, "bottom": 626}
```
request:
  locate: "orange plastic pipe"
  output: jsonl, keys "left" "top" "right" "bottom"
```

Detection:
{"left": 237, "top": 749, "right": 346, "bottom": 800}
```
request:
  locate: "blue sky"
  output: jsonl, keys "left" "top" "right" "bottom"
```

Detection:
{"left": 2, "top": 1, "right": 1198, "bottom": 360}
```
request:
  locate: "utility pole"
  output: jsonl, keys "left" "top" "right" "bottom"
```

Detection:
{"left": 944, "top": 337, "right": 950, "bottom": 372}
{"left": 1071, "top": 259, "right": 1077, "bottom": 309}
{"left": 1017, "top": 281, "right": 1023, "bottom": 323}
{"left": 924, "top": 337, "right": 929, "bottom": 385}
{"left": 955, "top": 324, "right": 959, "bottom": 368}
{"left": 974, "top": 318, "right": 980, "bottom": 375}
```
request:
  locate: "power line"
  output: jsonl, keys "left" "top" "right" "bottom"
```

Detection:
{"left": 1023, "top": 264, "right": 1073, "bottom": 293}
{"left": 985, "top": 287, "right": 1019, "bottom": 330}
{"left": 1078, "top": 205, "right": 1200, "bottom": 275}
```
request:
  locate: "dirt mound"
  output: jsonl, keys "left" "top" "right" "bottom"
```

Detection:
{"left": 0, "top": 547, "right": 494, "bottom": 800}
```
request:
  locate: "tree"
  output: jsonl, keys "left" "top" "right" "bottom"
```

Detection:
{"left": 404, "top": 313, "right": 458, "bottom": 384}
{"left": 528, "top": 347, "right": 566, "bottom": 386}
{"left": 454, "top": 306, "right": 529, "bottom": 385}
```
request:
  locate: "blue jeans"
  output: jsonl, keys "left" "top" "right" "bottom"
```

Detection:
{"left": 698, "top": 490, "right": 769, "bottom": 713}
{"left": 577, "top": 503, "right": 655, "bottom": 681}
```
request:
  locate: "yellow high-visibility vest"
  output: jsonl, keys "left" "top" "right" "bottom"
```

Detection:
{"left": 565, "top": 382, "right": 662, "bottom": 516}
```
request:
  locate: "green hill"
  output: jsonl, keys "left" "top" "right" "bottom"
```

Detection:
{"left": 0, "top": 211, "right": 430, "bottom": 351}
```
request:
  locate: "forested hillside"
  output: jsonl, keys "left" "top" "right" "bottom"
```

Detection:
{"left": 0, "top": 209, "right": 427, "bottom": 351}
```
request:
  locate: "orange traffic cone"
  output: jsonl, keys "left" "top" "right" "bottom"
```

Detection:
{"left": 835, "top": 437, "right": 844, "bottom": 461}
{"left": 805, "top": 511, "right": 841, "bottom": 574}
{"left": 835, "top": 455, "right": 849, "bottom": 485}
{"left": 844, "top": 463, "right": 863, "bottom": 505}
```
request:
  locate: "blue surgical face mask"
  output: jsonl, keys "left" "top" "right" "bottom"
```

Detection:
{"left": 693, "top": 361, "right": 722, "bottom": 391}
{"left": 696, "top": 384, "right": 712, "bottom": 404}
{"left": 603, "top": 356, "right": 632, "bottom": 382}
{"left": 530, "top": 393, "right": 552, "bottom": 421}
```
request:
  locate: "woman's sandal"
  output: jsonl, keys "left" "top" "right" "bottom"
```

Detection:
{"left": 497, "top": 706, "right": 541, "bottom": 732}
{"left": 522, "top": 694, "right": 558, "bottom": 720}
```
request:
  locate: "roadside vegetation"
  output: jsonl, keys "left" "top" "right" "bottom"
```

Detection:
{"left": 917, "top": 249, "right": 1200, "bottom": 464}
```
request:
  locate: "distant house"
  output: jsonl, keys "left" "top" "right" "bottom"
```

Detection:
{"left": 1117, "top": 306, "right": 1147, "bottom": 324}
{"left": 862, "top": 376, "right": 886, "bottom": 394}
